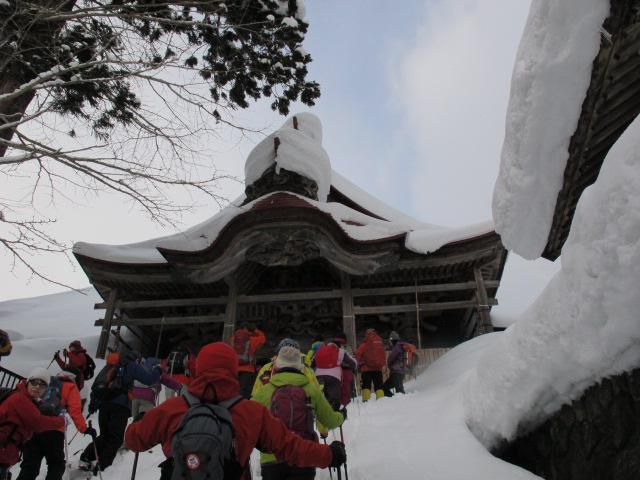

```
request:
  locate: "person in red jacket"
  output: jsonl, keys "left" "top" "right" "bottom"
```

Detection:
{"left": 355, "top": 328, "right": 386, "bottom": 401}
{"left": 228, "top": 324, "right": 266, "bottom": 398}
{"left": 124, "top": 342, "right": 346, "bottom": 480}
{"left": 54, "top": 340, "right": 88, "bottom": 390}
{"left": 16, "top": 370, "right": 95, "bottom": 480}
{"left": 0, "top": 368, "right": 65, "bottom": 480}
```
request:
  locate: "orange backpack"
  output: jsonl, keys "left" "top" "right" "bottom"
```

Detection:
{"left": 361, "top": 336, "right": 386, "bottom": 369}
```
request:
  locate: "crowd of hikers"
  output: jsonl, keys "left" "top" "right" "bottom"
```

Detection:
{"left": 0, "top": 325, "right": 419, "bottom": 480}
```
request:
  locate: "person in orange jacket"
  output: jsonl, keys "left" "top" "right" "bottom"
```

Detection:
{"left": 16, "top": 369, "right": 95, "bottom": 480}
{"left": 228, "top": 324, "right": 266, "bottom": 398}
{"left": 0, "top": 368, "right": 65, "bottom": 480}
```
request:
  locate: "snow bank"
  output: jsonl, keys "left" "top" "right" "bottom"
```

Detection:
{"left": 492, "top": 0, "right": 609, "bottom": 259}
{"left": 466, "top": 114, "right": 640, "bottom": 448}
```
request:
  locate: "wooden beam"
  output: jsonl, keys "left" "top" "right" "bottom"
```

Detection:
{"left": 93, "top": 280, "right": 501, "bottom": 310}
{"left": 223, "top": 277, "right": 238, "bottom": 342}
{"left": 351, "top": 281, "right": 499, "bottom": 298}
{"left": 95, "top": 314, "right": 226, "bottom": 327}
{"left": 341, "top": 273, "right": 356, "bottom": 348}
{"left": 352, "top": 298, "right": 497, "bottom": 316}
{"left": 474, "top": 268, "right": 493, "bottom": 335}
{"left": 96, "top": 289, "right": 117, "bottom": 359}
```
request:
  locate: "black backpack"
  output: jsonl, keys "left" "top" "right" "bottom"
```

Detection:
{"left": 84, "top": 354, "right": 96, "bottom": 380}
{"left": 91, "top": 363, "right": 130, "bottom": 401}
{"left": 170, "top": 392, "right": 242, "bottom": 480}
{"left": 39, "top": 376, "right": 63, "bottom": 416}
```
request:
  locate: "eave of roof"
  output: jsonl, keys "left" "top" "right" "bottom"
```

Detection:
{"left": 543, "top": 0, "right": 640, "bottom": 260}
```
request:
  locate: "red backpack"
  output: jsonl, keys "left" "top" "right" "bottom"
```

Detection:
{"left": 232, "top": 330, "right": 252, "bottom": 365}
{"left": 361, "top": 336, "right": 386, "bottom": 369}
{"left": 270, "top": 385, "right": 316, "bottom": 441}
{"left": 314, "top": 344, "right": 340, "bottom": 369}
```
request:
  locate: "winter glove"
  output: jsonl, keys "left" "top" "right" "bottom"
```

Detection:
{"left": 339, "top": 407, "right": 347, "bottom": 422}
{"left": 329, "top": 441, "right": 346, "bottom": 468}
{"left": 320, "top": 432, "right": 328, "bottom": 440}
{"left": 84, "top": 426, "right": 97, "bottom": 438}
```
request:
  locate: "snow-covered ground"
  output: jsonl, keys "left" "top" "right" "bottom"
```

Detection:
{"left": 0, "top": 290, "right": 540, "bottom": 480}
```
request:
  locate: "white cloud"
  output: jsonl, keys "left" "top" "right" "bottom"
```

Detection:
{"left": 391, "top": 0, "right": 531, "bottom": 226}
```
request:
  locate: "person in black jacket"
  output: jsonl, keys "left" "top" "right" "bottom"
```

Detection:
{"left": 79, "top": 350, "right": 160, "bottom": 473}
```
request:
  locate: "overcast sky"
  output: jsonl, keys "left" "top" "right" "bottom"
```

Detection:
{"left": 1, "top": 0, "right": 560, "bottom": 319}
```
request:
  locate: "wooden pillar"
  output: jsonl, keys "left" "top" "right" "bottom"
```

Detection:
{"left": 473, "top": 267, "right": 493, "bottom": 335}
{"left": 222, "top": 277, "right": 238, "bottom": 342}
{"left": 341, "top": 273, "right": 356, "bottom": 348}
{"left": 96, "top": 289, "right": 118, "bottom": 359}
{"left": 414, "top": 278, "right": 423, "bottom": 349}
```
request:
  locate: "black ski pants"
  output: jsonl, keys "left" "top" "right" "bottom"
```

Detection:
{"left": 16, "top": 430, "right": 65, "bottom": 480}
{"left": 383, "top": 372, "right": 406, "bottom": 397}
{"left": 81, "top": 403, "right": 130, "bottom": 470}
{"left": 261, "top": 463, "right": 316, "bottom": 480}
{"left": 316, "top": 376, "right": 341, "bottom": 410}
{"left": 360, "top": 370, "right": 383, "bottom": 393}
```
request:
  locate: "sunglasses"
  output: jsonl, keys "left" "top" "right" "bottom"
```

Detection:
{"left": 28, "top": 379, "right": 47, "bottom": 388}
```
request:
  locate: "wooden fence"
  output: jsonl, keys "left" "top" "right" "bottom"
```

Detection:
{"left": 0, "top": 365, "right": 24, "bottom": 389}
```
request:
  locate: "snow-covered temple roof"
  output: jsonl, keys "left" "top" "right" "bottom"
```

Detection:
{"left": 74, "top": 113, "right": 495, "bottom": 266}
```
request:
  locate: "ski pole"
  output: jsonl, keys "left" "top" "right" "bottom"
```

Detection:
{"left": 63, "top": 412, "right": 71, "bottom": 480}
{"left": 339, "top": 426, "right": 349, "bottom": 480}
{"left": 47, "top": 351, "right": 59, "bottom": 369}
{"left": 131, "top": 452, "right": 139, "bottom": 480}
{"left": 322, "top": 437, "right": 333, "bottom": 480}
{"left": 88, "top": 421, "right": 103, "bottom": 480}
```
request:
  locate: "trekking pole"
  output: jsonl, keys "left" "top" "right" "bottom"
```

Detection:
{"left": 47, "top": 351, "right": 59, "bottom": 369}
{"left": 88, "top": 421, "right": 104, "bottom": 480}
{"left": 63, "top": 412, "right": 71, "bottom": 480}
{"left": 131, "top": 452, "right": 139, "bottom": 480}
{"left": 322, "top": 437, "right": 333, "bottom": 480}
{"left": 154, "top": 316, "right": 164, "bottom": 359}
{"left": 339, "top": 426, "right": 349, "bottom": 480}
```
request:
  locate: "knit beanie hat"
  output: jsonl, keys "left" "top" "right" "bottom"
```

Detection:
{"left": 274, "top": 346, "right": 303, "bottom": 372}
{"left": 196, "top": 342, "right": 238, "bottom": 377}
{"left": 28, "top": 367, "right": 50, "bottom": 385}
{"left": 69, "top": 340, "right": 82, "bottom": 349}
{"left": 276, "top": 338, "right": 300, "bottom": 352}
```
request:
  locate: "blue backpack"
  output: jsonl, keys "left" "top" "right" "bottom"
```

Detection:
{"left": 39, "top": 376, "right": 63, "bottom": 416}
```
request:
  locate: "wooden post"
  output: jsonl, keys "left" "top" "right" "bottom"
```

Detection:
{"left": 414, "top": 278, "right": 422, "bottom": 349}
{"left": 473, "top": 268, "right": 493, "bottom": 335}
{"left": 96, "top": 289, "right": 117, "bottom": 359}
{"left": 223, "top": 278, "right": 238, "bottom": 342}
{"left": 341, "top": 272, "right": 356, "bottom": 348}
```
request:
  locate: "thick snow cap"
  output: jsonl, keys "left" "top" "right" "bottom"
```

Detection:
{"left": 244, "top": 112, "right": 332, "bottom": 201}
{"left": 491, "top": 0, "right": 609, "bottom": 259}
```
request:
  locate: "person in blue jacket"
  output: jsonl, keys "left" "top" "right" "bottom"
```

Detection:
{"left": 80, "top": 350, "right": 161, "bottom": 473}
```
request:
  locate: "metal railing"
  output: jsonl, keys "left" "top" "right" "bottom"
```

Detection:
{"left": 0, "top": 365, "right": 24, "bottom": 389}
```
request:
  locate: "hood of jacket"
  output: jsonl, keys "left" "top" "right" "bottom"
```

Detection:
{"left": 269, "top": 369, "right": 309, "bottom": 388}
